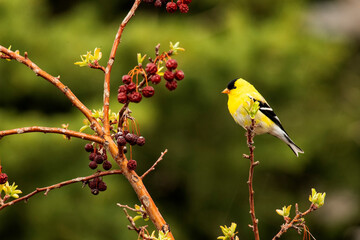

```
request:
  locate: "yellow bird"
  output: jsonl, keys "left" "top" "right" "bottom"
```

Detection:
{"left": 222, "top": 78, "right": 304, "bottom": 157}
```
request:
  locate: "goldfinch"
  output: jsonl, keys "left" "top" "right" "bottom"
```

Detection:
{"left": 222, "top": 78, "right": 304, "bottom": 157}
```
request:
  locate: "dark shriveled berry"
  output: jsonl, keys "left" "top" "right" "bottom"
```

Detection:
{"left": 183, "top": 0, "right": 192, "bottom": 4}
{"left": 154, "top": 0, "right": 162, "bottom": 7}
{"left": 127, "top": 159, "right": 137, "bottom": 171}
{"left": 89, "top": 152, "right": 97, "bottom": 161}
{"left": 145, "top": 63, "right": 157, "bottom": 75}
{"left": 118, "top": 85, "right": 128, "bottom": 93}
{"left": 136, "top": 136, "right": 146, "bottom": 146}
{"left": 150, "top": 74, "right": 161, "bottom": 84}
{"left": 163, "top": 70, "right": 175, "bottom": 81}
{"left": 117, "top": 136, "right": 127, "bottom": 146}
{"left": 0, "top": 173, "right": 8, "bottom": 184}
{"left": 89, "top": 161, "right": 98, "bottom": 170}
{"left": 166, "top": 59, "right": 178, "bottom": 70}
{"left": 85, "top": 143, "right": 94, "bottom": 152}
{"left": 128, "top": 92, "right": 142, "bottom": 103}
{"left": 91, "top": 188, "right": 99, "bottom": 195}
{"left": 166, "top": 80, "right": 178, "bottom": 91}
{"left": 125, "top": 133, "right": 138, "bottom": 145}
{"left": 166, "top": 1, "right": 177, "bottom": 13}
{"left": 95, "top": 154, "right": 104, "bottom": 164}
{"left": 122, "top": 75, "right": 132, "bottom": 85}
{"left": 98, "top": 181, "right": 107, "bottom": 191}
{"left": 117, "top": 92, "right": 128, "bottom": 104}
{"left": 127, "top": 82, "right": 137, "bottom": 92}
{"left": 142, "top": 86, "right": 155, "bottom": 98}
{"left": 103, "top": 160, "right": 112, "bottom": 170}
{"left": 174, "top": 70, "right": 185, "bottom": 80}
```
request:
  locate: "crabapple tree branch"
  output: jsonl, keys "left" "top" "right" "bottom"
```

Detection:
{"left": 0, "top": 126, "right": 104, "bottom": 144}
{"left": 0, "top": 170, "right": 122, "bottom": 211}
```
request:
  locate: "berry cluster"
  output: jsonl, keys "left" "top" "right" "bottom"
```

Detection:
{"left": 85, "top": 143, "right": 112, "bottom": 171}
{"left": 143, "top": 0, "right": 191, "bottom": 13}
{"left": 117, "top": 75, "right": 155, "bottom": 104}
{"left": 87, "top": 176, "right": 107, "bottom": 195}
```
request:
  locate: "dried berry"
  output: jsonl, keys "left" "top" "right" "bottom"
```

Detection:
{"left": 89, "top": 152, "right": 97, "bottom": 161}
{"left": 163, "top": 70, "right": 175, "bottom": 81}
{"left": 0, "top": 173, "right": 8, "bottom": 184}
{"left": 136, "top": 136, "right": 146, "bottom": 146}
{"left": 128, "top": 92, "right": 142, "bottom": 103}
{"left": 166, "top": 59, "right": 178, "bottom": 70}
{"left": 103, "top": 160, "right": 112, "bottom": 170}
{"left": 125, "top": 133, "right": 138, "bottom": 145}
{"left": 95, "top": 154, "right": 104, "bottom": 164}
{"left": 117, "top": 136, "right": 127, "bottom": 146}
{"left": 85, "top": 143, "right": 94, "bottom": 152}
{"left": 142, "top": 86, "right": 155, "bottom": 98}
{"left": 122, "top": 75, "right": 132, "bottom": 85}
{"left": 117, "top": 92, "right": 128, "bottom": 104}
{"left": 183, "top": 0, "right": 191, "bottom": 4}
{"left": 166, "top": 1, "right": 177, "bottom": 13}
{"left": 154, "top": 0, "right": 162, "bottom": 7}
{"left": 123, "top": 146, "right": 128, "bottom": 153}
{"left": 118, "top": 85, "right": 128, "bottom": 93}
{"left": 174, "top": 70, "right": 185, "bottom": 80}
{"left": 91, "top": 188, "right": 99, "bottom": 195}
{"left": 145, "top": 63, "right": 157, "bottom": 75}
{"left": 127, "top": 159, "right": 137, "bottom": 171}
{"left": 127, "top": 82, "right": 137, "bottom": 92}
{"left": 89, "top": 161, "right": 98, "bottom": 170}
{"left": 165, "top": 80, "right": 178, "bottom": 91}
{"left": 98, "top": 181, "right": 107, "bottom": 191}
{"left": 150, "top": 74, "right": 161, "bottom": 84}
{"left": 179, "top": 3, "right": 189, "bottom": 13}
{"left": 88, "top": 179, "right": 97, "bottom": 189}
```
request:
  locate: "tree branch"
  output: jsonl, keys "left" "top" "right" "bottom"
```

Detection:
{"left": 141, "top": 149, "right": 168, "bottom": 179}
{"left": 0, "top": 170, "right": 122, "bottom": 211}
{"left": 0, "top": 126, "right": 104, "bottom": 144}
{"left": 103, "top": 0, "right": 142, "bottom": 136}
{"left": 0, "top": 45, "right": 104, "bottom": 137}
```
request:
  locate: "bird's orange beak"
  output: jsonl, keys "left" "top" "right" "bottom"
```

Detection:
{"left": 222, "top": 88, "right": 230, "bottom": 94}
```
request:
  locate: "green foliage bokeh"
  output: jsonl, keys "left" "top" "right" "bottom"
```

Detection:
{"left": 1, "top": 0, "right": 359, "bottom": 239}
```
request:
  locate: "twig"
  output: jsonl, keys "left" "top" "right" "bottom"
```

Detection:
{"left": 103, "top": 0, "right": 142, "bottom": 136}
{"left": 272, "top": 204, "right": 317, "bottom": 240}
{"left": 122, "top": 208, "right": 154, "bottom": 240}
{"left": 0, "top": 126, "right": 104, "bottom": 144}
{"left": 245, "top": 118, "right": 260, "bottom": 240}
{"left": 0, "top": 170, "right": 122, "bottom": 211}
{"left": 117, "top": 203, "right": 147, "bottom": 215}
{"left": 0, "top": 45, "right": 104, "bottom": 137}
{"left": 141, "top": 149, "right": 168, "bottom": 179}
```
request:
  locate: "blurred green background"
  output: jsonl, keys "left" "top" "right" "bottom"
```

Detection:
{"left": 1, "top": 0, "right": 359, "bottom": 239}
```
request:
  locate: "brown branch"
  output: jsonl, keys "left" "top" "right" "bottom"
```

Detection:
{"left": 0, "top": 126, "right": 104, "bottom": 144}
{"left": 245, "top": 118, "right": 260, "bottom": 240}
{"left": 272, "top": 204, "right": 317, "bottom": 240}
{"left": 0, "top": 46, "right": 104, "bottom": 137}
{"left": 141, "top": 149, "right": 168, "bottom": 179}
{"left": 0, "top": 170, "right": 122, "bottom": 211}
{"left": 103, "top": 0, "right": 142, "bottom": 136}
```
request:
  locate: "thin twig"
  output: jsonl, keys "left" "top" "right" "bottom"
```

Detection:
{"left": 245, "top": 118, "right": 260, "bottom": 240}
{"left": 141, "top": 149, "right": 168, "bottom": 179}
{"left": 0, "top": 170, "right": 122, "bottom": 211}
{"left": 0, "top": 126, "right": 104, "bottom": 144}
{"left": 103, "top": 0, "right": 142, "bottom": 136}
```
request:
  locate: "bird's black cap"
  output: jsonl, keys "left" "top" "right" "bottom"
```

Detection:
{"left": 227, "top": 78, "right": 237, "bottom": 90}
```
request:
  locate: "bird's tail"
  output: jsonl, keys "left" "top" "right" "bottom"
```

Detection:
{"left": 283, "top": 134, "right": 304, "bottom": 157}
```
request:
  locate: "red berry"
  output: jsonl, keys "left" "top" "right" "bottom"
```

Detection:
{"left": 89, "top": 161, "right": 98, "bottom": 170}
{"left": 179, "top": 3, "right": 189, "bottom": 13}
{"left": 127, "top": 159, "right": 137, "bottom": 171}
{"left": 165, "top": 80, "right": 178, "bottom": 91}
{"left": 166, "top": 59, "right": 178, "bottom": 70}
{"left": 142, "top": 86, "right": 155, "bottom": 98}
{"left": 125, "top": 133, "right": 138, "bottom": 145}
{"left": 0, "top": 173, "right": 8, "bottom": 184}
{"left": 89, "top": 152, "right": 97, "bottom": 161}
{"left": 174, "top": 70, "right": 185, "bottom": 80}
{"left": 128, "top": 92, "right": 142, "bottom": 103}
{"left": 145, "top": 63, "right": 158, "bottom": 75}
{"left": 95, "top": 154, "right": 104, "bottom": 164}
{"left": 136, "top": 136, "right": 146, "bottom": 146}
{"left": 127, "top": 82, "right": 137, "bottom": 92}
{"left": 163, "top": 70, "right": 175, "bottom": 81}
{"left": 88, "top": 179, "right": 97, "bottom": 189}
{"left": 150, "top": 74, "right": 161, "bottom": 84}
{"left": 154, "top": 0, "right": 162, "bottom": 7}
{"left": 98, "top": 181, "right": 107, "bottom": 191}
{"left": 118, "top": 85, "right": 128, "bottom": 93}
{"left": 183, "top": 0, "right": 191, "bottom": 4}
{"left": 103, "top": 160, "right": 112, "bottom": 170}
{"left": 122, "top": 75, "right": 132, "bottom": 84}
{"left": 166, "top": 2, "right": 177, "bottom": 13}
{"left": 117, "top": 92, "right": 128, "bottom": 104}
{"left": 117, "top": 136, "right": 127, "bottom": 146}
{"left": 85, "top": 143, "right": 93, "bottom": 152}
